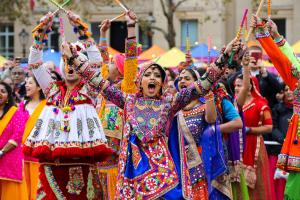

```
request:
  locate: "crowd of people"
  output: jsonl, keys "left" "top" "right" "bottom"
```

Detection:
{"left": 0, "top": 8, "right": 299, "bottom": 200}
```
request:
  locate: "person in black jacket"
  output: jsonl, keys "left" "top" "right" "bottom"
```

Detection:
{"left": 266, "top": 84, "right": 293, "bottom": 198}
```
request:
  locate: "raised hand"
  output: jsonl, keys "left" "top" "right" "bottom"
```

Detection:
{"left": 126, "top": 10, "right": 137, "bottom": 25}
{"left": 66, "top": 10, "right": 81, "bottom": 26}
{"left": 267, "top": 19, "right": 281, "bottom": 39}
{"left": 39, "top": 11, "right": 54, "bottom": 25}
{"left": 100, "top": 19, "right": 111, "bottom": 34}
{"left": 61, "top": 41, "right": 73, "bottom": 59}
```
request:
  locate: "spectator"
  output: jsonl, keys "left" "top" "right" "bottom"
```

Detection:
{"left": 11, "top": 66, "right": 26, "bottom": 102}
{"left": 248, "top": 45, "right": 282, "bottom": 108}
{"left": 266, "top": 84, "right": 293, "bottom": 200}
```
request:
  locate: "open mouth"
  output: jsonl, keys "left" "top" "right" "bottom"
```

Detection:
{"left": 180, "top": 85, "right": 187, "bottom": 90}
{"left": 148, "top": 83, "right": 156, "bottom": 93}
{"left": 68, "top": 69, "right": 74, "bottom": 74}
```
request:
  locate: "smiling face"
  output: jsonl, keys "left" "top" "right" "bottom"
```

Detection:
{"left": 283, "top": 85, "right": 293, "bottom": 103}
{"left": 25, "top": 76, "right": 41, "bottom": 98}
{"left": 0, "top": 84, "right": 8, "bottom": 107}
{"left": 141, "top": 65, "right": 163, "bottom": 98}
{"left": 178, "top": 69, "right": 196, "bottom": 92}
{"left": 234, "top": 78, "right": 243, "bottom": 96}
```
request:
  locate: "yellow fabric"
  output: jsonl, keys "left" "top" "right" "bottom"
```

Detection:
{"left": 24, "top": 162, "right": 39, "bottom": 200}
{"left": 121, "top": 58, "right": 138, "bottom": 94}
{"left": 139, "top": 45, "right": 165, "bottom": 60}
{"left": 292, "top": 40, "right": 300, "bottom": 54}
{"left": 98, "top": 63, "right": 109, "bottom": 118}
{"left": 22, "top": 100, "right": 46, "bottom": 144}
{"left": 98, "top": 167, "right": 118, "bottom": 200}
{"left": 0, "top": 106, "right": 17, "bottom": 137}
{"left": 155, "top": 47, "right": 186, "bottom": 68}
{"left": 0, "top": 179, "right": 28, "bottom": 200}
{"left": 0, "top": 56, "right": 7, "bottom": 67}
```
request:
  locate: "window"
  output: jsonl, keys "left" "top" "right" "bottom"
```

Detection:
{"left": 273, "top": 18, "right": 286, "bottom": 38}
{"left": 0, "top": 24, "right": 14, "bottom": 58}
{"left": 91, "top": 22, "right": 101, "bottom": 44}
{"left": 181, "top": 20, "right": 198, "bottom": 49}
{"left": 139, "top": 25, "right": 152, "bottom": 51}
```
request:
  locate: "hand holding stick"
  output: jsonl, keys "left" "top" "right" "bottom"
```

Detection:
{"left": 98, "top": 13, "right": 126, "bottom": 28}
{"left": 245, "top": 0, "right": 264, "bottom": 42}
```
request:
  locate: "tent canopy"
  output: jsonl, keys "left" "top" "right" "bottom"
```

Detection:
{"left": 191, "top": 43, "right": 219, "bottom": 59}
{"left": 292, "top": 40, "right": 300, "bottom": 54}
{"left": 155, "top": 47, "right": 186, "bottom": 68}
{"left": 0, "top": 55, "right": 7, "bottom": 67}
{"left": 139, "top": 45, "right": 166, "bottom": 60}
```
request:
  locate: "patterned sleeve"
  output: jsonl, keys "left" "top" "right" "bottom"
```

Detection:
{"left": 277, "top": 40, "right": 300, "bottom": 73}
{"left": 171, "top": 66, "right": 223, "bottom": 113}
{"left": 85, "top": 42, "right": 102, "bottom": 65}
{"left": 256, "top": 30, "right": 297, "bottom": 91}
{"left": 98, "top": 42, "right": 110, "bottom": 64}
{"left": 28, "top": 46, "right": 54, "bottom": 96}
{"left": 121, "top": 38, "right": 138, "bottom": 94}
{"left": 101, "top": 85, "right": 126, "bottom": 109}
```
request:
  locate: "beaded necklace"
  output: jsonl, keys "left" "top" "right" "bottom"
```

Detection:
{"left": 52, "top": 83, "right": 82, "bottom": 132}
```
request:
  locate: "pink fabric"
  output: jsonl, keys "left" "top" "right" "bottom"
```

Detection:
{"left": 268, "top": 155, "right": 286, "bottom": 200}
{"left": 114, "top": 54, "right": 125, "bottom": 75}
{"left": 0, "top": 105, "right": 29, "bottom": 182}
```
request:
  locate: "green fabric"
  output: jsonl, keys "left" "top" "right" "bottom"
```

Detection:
{"left": 231, "top": 170, "right": 249, "bottom": 200}
{"left": 284, "top": 172, "right": 300, "bottom": 200}
{"left": 279, "top": 41, "right": 300, "bottom": 72}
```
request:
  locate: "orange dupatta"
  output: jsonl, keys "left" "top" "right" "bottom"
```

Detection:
{"left": 22, "top": 100, "right": 46, "bottom": 144}
{"left": 0, "top": 106, "right": 17, "bottom": 137}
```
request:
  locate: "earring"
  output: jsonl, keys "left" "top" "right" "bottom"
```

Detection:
{"left": 5, "top": 101, "right": 8, "bottom": 104}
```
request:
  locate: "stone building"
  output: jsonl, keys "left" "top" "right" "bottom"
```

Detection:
{"left": 0, "top": 0, "right": 299, "bottom": 58}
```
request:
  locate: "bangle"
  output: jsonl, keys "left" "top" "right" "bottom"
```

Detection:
{"left": 127, "top": 36, "right": 136, "bottom": 40}
{"left": 99, "top": 37, "right": 107, "bottom": 42}
{"left": 127, "top": 23, "right": 136, "bottom": 28}
{"left": 274, "top": 36, "right": 283, "bottom": 43}
{"left": 205, "top": 92, "right": 214, "bottom": 102}
{"left": 0, "top": 150, "right": 4, "bottom": 157}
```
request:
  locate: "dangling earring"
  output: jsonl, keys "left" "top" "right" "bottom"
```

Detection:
{"left": 5, "top": 101, "right": 8, "bottom": 104}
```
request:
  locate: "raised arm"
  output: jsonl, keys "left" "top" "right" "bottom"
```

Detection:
{"left": 121, "top": 10, "right": 138, "bottom": 94}
{"left": 252, "top": 16, "right": 297, "bottom": 90}
{"left": 204, "top": 91, "right": 217, "bottom": 124}
{"left": 236, "top": 51, "right": 251, "bottom": 107}
{"left": 98, "top": 19, "right": 110, "bottom": 65}
{"left": 29, "top": 12, "right": 54, "bottom": 96}
{"left": 268, "top": 18, "right": 300, "bottom": 72}
{"left": 67, "top": 11, "right": 102, "bottom": 66}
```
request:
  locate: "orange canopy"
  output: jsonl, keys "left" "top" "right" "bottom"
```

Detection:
{"left": 139, "top": 45, "right": 166, "bottom": 60}
{"left": 108, "top": 47, "right": 121, "bottom": 56}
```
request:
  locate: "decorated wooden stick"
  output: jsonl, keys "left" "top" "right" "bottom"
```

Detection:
{"left": 229, "top": 8, "right": 248, "bottom": 64}
{"left": 208, "top": 35, "right": 211, "bottom": 64}
{"left": 268, "top": 0, "right": 271, "bottom": 18}
{"left": 115, "top": 0, "right": 129, "bottom": 12}
{"left": 31, "top": 0, "right": 70, "bottom": 33}
{"left": 98, "top": 13, "right": 126, "bottom": 28}
{"left": 59, "top": 17, "right": 65, "bottom": 42}
{"left": 48, "top": 0, "right": 68, "bottom": 13}
{"left": 245, "top": 0, "right": 265, "bottom": 42}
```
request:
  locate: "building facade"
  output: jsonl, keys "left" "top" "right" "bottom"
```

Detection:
{"left": 0, "top": 0, "right": 299, "bottom": 58}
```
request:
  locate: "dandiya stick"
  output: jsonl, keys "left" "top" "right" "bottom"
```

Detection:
{"left": 268, "top": 0, "right": 271, "bottom": 18}
{"left": 32, "top": 0, "right": 70, "bottom": 33}
{"left": 114, "top": 0, "right": 129, "bottom": 12}
{"left": 98, "top": 12, "right": 126, "bottom": 28}
{"left": 245, "top": 0, "right": 265, "bottom": 42}
{"left": 208, "top": 35, "right": 211, "bottom": 64}
{"left": 229, "top": 8, "right": 248, "bottom": 64}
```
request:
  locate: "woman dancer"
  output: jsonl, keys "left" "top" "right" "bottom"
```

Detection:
{"left": 0, "top": 82, "right": 28, "bottom": 200}
{"left": 61, "top": 30, "right": 239, "bottom": 198}
{"left": 252, "top": 16, "right": 300, "bottom": 200}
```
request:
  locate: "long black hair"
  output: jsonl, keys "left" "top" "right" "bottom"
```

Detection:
{"left": 24, "top": 75, "right": 46, "bottom": 107}
{"left": 0, "top": 82, "right": 16, "bottom": 119}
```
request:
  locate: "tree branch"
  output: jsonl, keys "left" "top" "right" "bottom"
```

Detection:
{"left": 174, "top": 0, "right": 188, "bottom": 11}
{"left": 160, "top": 0, "right": 168, "bottom": 18}
{"left": 151, "top": 25, "right": 168, "bottom": 38}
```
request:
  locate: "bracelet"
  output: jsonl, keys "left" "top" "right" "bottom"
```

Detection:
{"left": 274, "top": 36, "right": 283, "bottom": 43}
{"left": 205, "top": 92, "right": 215, "bottom": 102}
{"left": 0, "top": 150, "right": 4, "bottom": 157}
{"left": 127, "top": 36, "right": 136, "bottom": 40}
{"left": 99, "top": 37, "right": 107, "bottom": 42}
{"left": 127, "top": 23, "right": 136, "bottom": 28}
